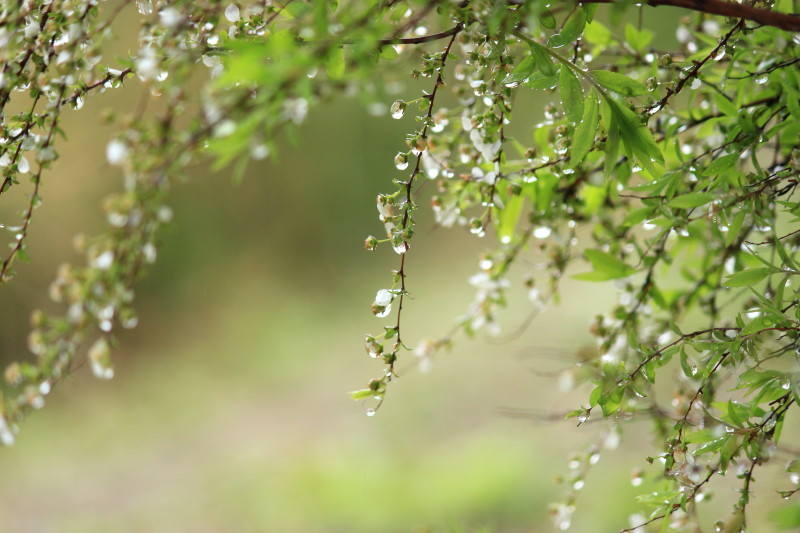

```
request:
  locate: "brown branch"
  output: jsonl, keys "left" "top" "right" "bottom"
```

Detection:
{"left": 378, "top": 25, "right": 463, "bottom": 46}
{"left": 582, "top": 0, "right": 800, "bottom": 32}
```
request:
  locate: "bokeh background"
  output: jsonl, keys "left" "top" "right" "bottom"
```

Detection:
{"left": 0, "top": 5, "right": 794, "bottom": 532}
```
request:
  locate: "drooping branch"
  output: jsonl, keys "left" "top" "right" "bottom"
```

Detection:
{"left": 582, "top": 0, "right": 800, "bottom": 32}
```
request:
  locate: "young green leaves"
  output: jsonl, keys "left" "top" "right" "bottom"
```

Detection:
{"left": 573, "top": 249, "right": 637, "bottom": 281}
{"left": 502, "top": 41, "right": 557, "bottom": 85}
{"left": 602, "top": 96, "right": 664, "bottom": 176}
{"left": 569, "top": 89, "right": 599, "bottom": 167}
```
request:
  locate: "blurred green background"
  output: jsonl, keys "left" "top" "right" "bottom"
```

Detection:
{"left": 0, "top": 6, "right": 794, "bottom": 532}
{"left": 0, "top": 81, "right": 630, "bottom": 533}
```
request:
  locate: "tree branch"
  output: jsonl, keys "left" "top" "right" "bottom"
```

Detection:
{"left": 377, "top": 25, "right": 463, "bottom": 46}
{"left": 582, "top": 0, "right": 800, "bottom": 32}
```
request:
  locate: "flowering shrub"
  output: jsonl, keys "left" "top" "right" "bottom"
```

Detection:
{"left": 2, "top": 0, "right": 800, "bottom": 530}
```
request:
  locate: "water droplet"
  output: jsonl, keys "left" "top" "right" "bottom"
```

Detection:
{"left": 533, "top": 226, "right": 552, "bottom": 239}
{"left": 74, "top": 96, "right": 84, "bottom": 110}
{"left": 755, "top": 75, "right": 768, "bottom": 85}
{"left": 390, "top": 100, "right": 406, "bottom": 119}
{"left": 394, "top": 152, "right": 409, "bottom": 170}
{"left": 372, "top": 303, "right": 392, "bottom": 318}
{"left": 18, "top": 156, "right": 30, "bottom": 174}
{"left": 366, "top": 408, "right": 376, "bottom": 417}
{"left": 392, "top": 241, "right": 409, "bottom": 254}
{"left": 136, "top": 0, "right": 153, "bottom": 14}
{"left": 691, "top": 78, "right": 702, "bottom": 90}
{"left": 469, "top": 218, "right": 485, "bottom": 237}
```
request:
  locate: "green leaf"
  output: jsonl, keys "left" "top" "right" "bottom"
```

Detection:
{"left": 539, "top": 8, "right": 557, "bottom": 29}
{"left": 573, "top": 249, "right": 636, "bottom": 281}
{"left": 702, "top": 153, "right": 738, "bottom": 176}
{"left": 667, "top": 192, "right": 715, "bottom": 209}
{"left": 592, "top": 70, "right": 648, "bottom": 96}
{"left": 581, "top": 4, "right": 598, "bottom": 22}
{"left": 503, "top": 55, "right": 536, "bottom": 85}
{"left": 723, "top": 267, "right": 774, "bottom": 288}
{"left": 579, "top": 183, "right": 605, "bottom": 215}
{"left": 624, "top": 23, "right": 654, "bottom": 53}
{"left": 608, "top": 98, "right": 664, "bottom": 165}
{"left": 326, "top": 46, "right": 345, "bottom": 79}
{"left": 771, "top": 502, "right": 800, "bottom": 529}
{"left": 529, "top": 42, "right": 557, "bottom": 76}
{"left": 560, "top": 66, "right": 583, "bottom": 124}
{"left": 604, "top": 111, "right": 620, "bottom": 179}
{"left": 600, "top": 386, "right": 624, "bottom": 416}
{"left": 589, "top": 385, "right": 603, "bottom": 406}
{"left": 623, "top": 206, "right": 652, "bottom": 227}
{"left": 547, "top": 11, "right": 586, "bottom": 48}
{"left": 784, "top": 88, "right": 800, "bottom": 122}
{"left": 714, "top": 93, "right": 738, "bottom": 117}
{"left": 570, "top": 89, "right": 599, "bottom": 167}
{"left": 496, "top": 195, "right": 524, "bottom": 242}
{"left": 350, "top": 389, "right": 373, "bottom": 400}
{"left": 725, "top": 210, "right": 746, "bottom": 247}
{"left": 583, "top": 20, "right": 612, "bottom": 46}
{"left": 522, "top": 71, "right": 559, "bottom": 89}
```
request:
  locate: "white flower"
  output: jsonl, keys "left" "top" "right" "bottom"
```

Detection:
{"left": 0, "top": 416, "right": 15, "bottom": 446}
{"left": 374, "top": 289, "right": 393, "bottom": 306}
{"left": 135, "top": 46, "right": 159, "bottom": 81}
{"left": 159, "top": 7, "right": 183, "bottom": 27}
{"left": 24, "top": 19, "right": 40, "bottom": 39}
{"left": 224, "top": 4, "right": 240, "bottom": 22}
{"left": 376, "top": 196, "right": 393, "bottom": 220}
{"left": 106, "top": 139, "right": 128, "bottom": 165}
{"left": 283, "top": 98, "right": 308, "bottom": 124}
{"left": 92, "top": 250, "right": 114, "bottom": 270}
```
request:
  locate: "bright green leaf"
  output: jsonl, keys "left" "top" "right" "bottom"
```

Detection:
{"left": 570, "top": 88, "right": 599, "bottom": 167}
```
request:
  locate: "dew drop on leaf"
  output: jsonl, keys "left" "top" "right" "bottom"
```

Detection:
{"left": 390, "top": 100, "right": 406, "bottom": 119}
{"left": 394, "top": 152, "right": 409, "bottom": 170}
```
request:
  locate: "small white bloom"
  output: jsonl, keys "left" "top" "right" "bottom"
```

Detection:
{"left": 0, "top": 416, "right": 15, "bottom": 446}
{"left": 93, "top": 250, "right": 114, "bottom": 270}
{"left": 374, "top": 289, "right": 393, "bottom": 306}
{"left": 135, "top": 46, "right": 159, "bottom": 81}
{"left": 106, "top": 139, "right": 128, "bottom": 165}
{"left": 283, "top": 98, "right": 308, "bottom": 124}
{"left": 224, "top": 4, "right": 240, "bottom": 22}
{"left": 159, "top": 7, "right": 183, "bottom": 27}
{"left": 24, "top": 19, "right": 40, "bottom": 39}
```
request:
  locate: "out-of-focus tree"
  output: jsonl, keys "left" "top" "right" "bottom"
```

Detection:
{"left": 2, "top": 0, "right": 800, "bottom": 530}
